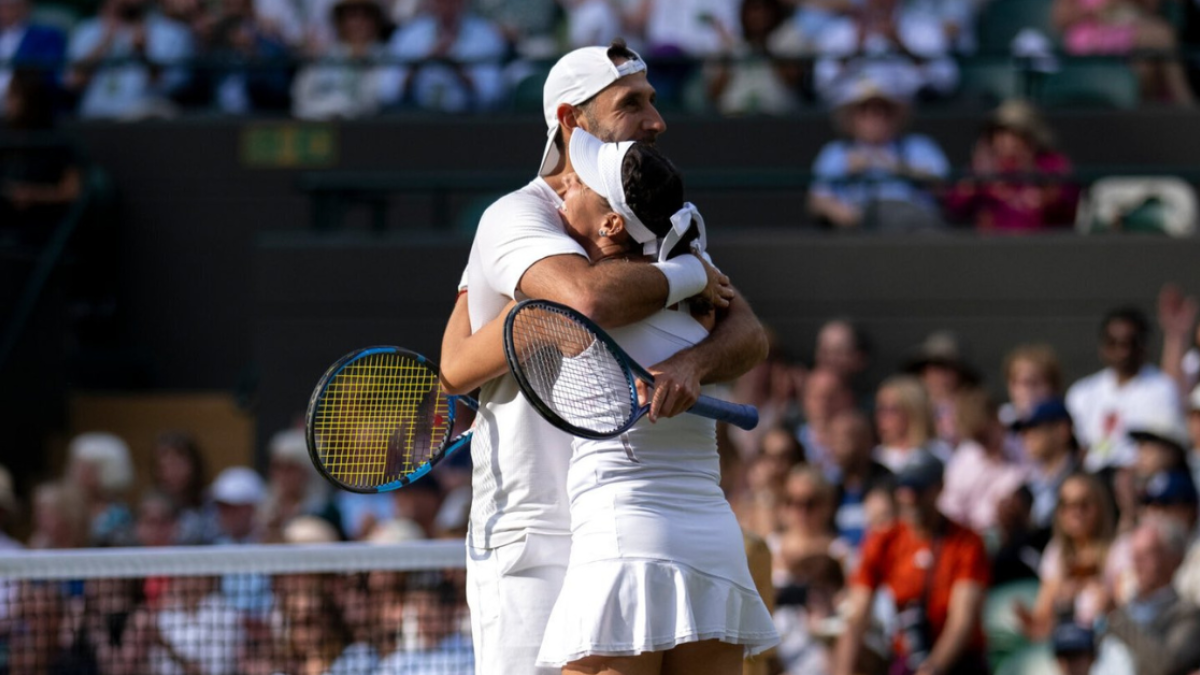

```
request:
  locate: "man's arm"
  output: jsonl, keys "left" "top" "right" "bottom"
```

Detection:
{"left": 518, "top": 253, "right": 732, "bottom": 329}
{"left": 642, "top": 289, "right": 769, "bottom": 420}
{"left": 920, "top": 580, "right": 984, "bottom": 675}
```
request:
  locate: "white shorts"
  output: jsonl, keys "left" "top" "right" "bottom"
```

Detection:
{"left": 466, "top": 531, "right": 571, "bottom": 675}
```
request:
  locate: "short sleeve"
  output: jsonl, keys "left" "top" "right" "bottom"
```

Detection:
{"left": 475, "top": 190, "right": 587, "bottom": 299}
{"left": 903, "top": 135, "right": 950, "bottom": 178}
{"left": 457, "top": 268, "right": 469, "bottom": 293}
{"left": 852, "top": 526, "right": 890, "bottom": 590}
{"left": 952, "top": 529, "right": 990, "bottom": 589}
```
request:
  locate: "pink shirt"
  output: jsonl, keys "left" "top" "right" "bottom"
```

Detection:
{"left": 938, "top": 440, "right": 1028, "bottom": 533}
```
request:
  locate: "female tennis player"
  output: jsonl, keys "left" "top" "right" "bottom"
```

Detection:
{"left": 445, "top": 129, "right": 778, "bottom": 675}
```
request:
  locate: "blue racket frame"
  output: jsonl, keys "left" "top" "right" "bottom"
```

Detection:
{"left": 305, "top": 346, "right": 476, "bottom": 493}
{"left": 503, "top": 299, "right": 759, "bottom": 440}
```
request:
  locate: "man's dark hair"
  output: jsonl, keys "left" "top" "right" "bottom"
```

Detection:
{"left": 1100, "top": 306, "right": 1150, "bottom": 343}
{"left": 606, "top": 38, "right": 638, "bottom": 63}
{"left": 620, "top": 144, "right": 691, "bottom": 258}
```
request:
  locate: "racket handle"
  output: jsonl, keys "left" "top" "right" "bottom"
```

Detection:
{"left": 689, "top": 396, "right": 759, "bottom": 431}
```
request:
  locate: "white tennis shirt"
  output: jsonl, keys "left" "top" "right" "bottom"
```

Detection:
{"left": 463, "top": 178, "right": 585, "bottom": 549}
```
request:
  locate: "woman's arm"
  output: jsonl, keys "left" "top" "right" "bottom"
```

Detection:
{"left": 1015, "top": 572, "right": 1059, "bottom": 641}
{"left": 923, "top": 580, "right": 985, "bottom": 674}
{"left": 439, "top": 292, "right": 517, "bottom": 396}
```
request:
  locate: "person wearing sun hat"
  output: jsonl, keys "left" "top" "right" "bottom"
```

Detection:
{"left": 438, "top": 40, "right": 769, "bottom": 675}
{"left": 807, "top": 74, "right": 949, "bottom": 231}
{"left": 944, "top": 98, "right": 1079, "bottom": 231}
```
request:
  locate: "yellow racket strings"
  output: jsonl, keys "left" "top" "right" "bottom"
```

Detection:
{"left": 314, "top": 352, "right": 451, "bottom": 488}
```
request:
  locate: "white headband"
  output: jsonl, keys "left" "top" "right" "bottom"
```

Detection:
{"left": 569, "top": 129, "right": 657, "bottom": 253}
{"left": 659, "top": 202, "right": 707, "bottom": 262}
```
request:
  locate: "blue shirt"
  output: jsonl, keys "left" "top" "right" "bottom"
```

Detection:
{"left": 810, "top": 135, "right": 949, "bottom": 211}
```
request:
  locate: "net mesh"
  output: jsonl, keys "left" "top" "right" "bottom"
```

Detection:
{"left": 0, "top": 542, "right": 471, "bottom": 675}
{"left": 310, "top": 350, "right": 453, "bottom": 490}
{"left": 509, "top": 304, "right": 633, "bottom": 436}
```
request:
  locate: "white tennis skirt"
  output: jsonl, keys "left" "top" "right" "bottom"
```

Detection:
{"left": 535, "top": 485, "right": 779, "bottom": 667}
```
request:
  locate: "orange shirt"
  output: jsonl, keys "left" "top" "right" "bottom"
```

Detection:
{"left": 852, "top": 519, "right": 989, "bottom": 657}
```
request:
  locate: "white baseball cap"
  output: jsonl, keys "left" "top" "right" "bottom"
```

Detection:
{"left": 211, "top": 466, "right": 266, "bottom": 506}
{"left": 538, "top": 43, "right": 647, "bottom": 177}
{"left": 569, "top": 128, "right": 707, "bottom": 260}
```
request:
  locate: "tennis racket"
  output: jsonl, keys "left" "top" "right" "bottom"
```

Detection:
{"left": 305, "top": 346, "right": 475, "bottom": 493}
{"left": 503, "top": 299, "right": 759, "bottom": 440}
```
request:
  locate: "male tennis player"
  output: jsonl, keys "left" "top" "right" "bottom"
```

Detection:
{"left": 439, "top": 40, "right": 769, "bottom": 675}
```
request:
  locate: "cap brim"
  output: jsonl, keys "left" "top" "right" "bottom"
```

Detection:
{"left": 568, "top": 127, "right": 607, "bottom": 196}
{"left": 1129, "top": 430, "right": 1188, "bottom": 451}
{"left": 539, "top": 125, "right": 560, "bottom": 177}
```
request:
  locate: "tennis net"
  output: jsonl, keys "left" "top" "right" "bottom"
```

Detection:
{"left": 0, "top": 541, "right": 470, "bottom": 675}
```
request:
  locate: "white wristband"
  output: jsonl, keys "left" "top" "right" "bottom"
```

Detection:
{"left": 653, "top": 254, "right": 707, "bottom": 308}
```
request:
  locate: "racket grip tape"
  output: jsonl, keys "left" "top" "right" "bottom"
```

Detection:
{"left": 689, "top": 396, "right": 759, "bottom": 431}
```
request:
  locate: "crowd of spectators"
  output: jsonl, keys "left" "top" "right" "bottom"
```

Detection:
{"left": 1, "top": 0, "right": 1198, "bottom": 122}
{"left": 5, "top": 283, "right": 1200, "bottom": 673}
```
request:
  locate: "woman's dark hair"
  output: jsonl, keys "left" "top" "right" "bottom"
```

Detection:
{"left": 154, "top": 432, "right": 208, "bottom": 509}
{"left": 620, "top": 143, "right": 695, "bottom": 258}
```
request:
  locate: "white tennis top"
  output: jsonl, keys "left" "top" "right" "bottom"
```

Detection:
{"left": 464, "top": 178, "right": 585, "bottom": 549}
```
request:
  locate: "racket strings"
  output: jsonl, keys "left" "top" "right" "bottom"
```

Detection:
{"left": 511, "top": 307, "right": 633, "bottom": 435}
{"left": 312, "top": 353, "right": 452, "bottom": 489}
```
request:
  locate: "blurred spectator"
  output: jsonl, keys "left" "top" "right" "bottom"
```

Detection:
{"left": 188, "top": 0, "right": 291, "bottom": 113}
{"left": 1102, "top": 516, "right": 1200, "bottom": 674}
{"left": 251, "top": 0, "right": 337, "bottom": 53}
{"left": 902, "top": 0, "right": 979, "bottom": 53}
{"left": 1014, "top": 398, "right": 1080, "bottom": 531}
{"left": 66, "top": 432, "right": 136, "bottom": 547}
{"left": 211, "top": 466, "right": 266, "bottom": 544}
{"left": 1051, "top": 621, "right": 1097, "bottom": 675}
{"left": 27, "top": 480, "right": 89, "bottom": 549}
{"left": 1130, "top": 419, "right": 1191, "bottom": 486}
{"left": 0, "top": 70, "right": 83, "bottom": 247}
{"left": 1158, "top": 282, "right": 1200, "bottom": 394}
{"left": 638, "top": 0, "right": 741, "bottom": 57}
{"left": 807, "top": 77, "right": 948, "bottom": 231}
{"left": 472, "top": 0, "right": 558, "bottom": 55}
{"left": 729, "top": 330, "right": 805, "bottom": 457}
{"left": 281, "top": 513, "right": 339, "bottom": 544}
{"left": 292, "top": 0, "right": 391, "bottom": 120}
{"left": 797, "top": 367, "right": 854, "bottom": 478}
{"left": 1052, "top": 0, "right": 1193, "bottom": 104}
{"left": 1000, "top": 342, "right": 1064, "bottom": 432}
{"left": 562, "top": 0, "right": 626, "bottom": 51}
{"left": 704, "top": 0, "right": 805, "bottom": 116}
{"left": 65, "top": 0, "right": 195, "bottom": 119}
{"left": 812, "top": 0, "right": 958, "bottom": 103}
{"left": 376, "top": 572, "right": 473, "bottom": 674}
{"left": 828, "top": 409, "right": 892, "bottom": 548}
{"left": 1109, "top": 469, "right": 1197, "bottom": 606}
{"left": 814, "top": 318, "right": 872, "bottom": 398}
{"left": 1067, "top": 306, "right": 1183, "bottom": 473}
{"left": 379, "top": 0, "right": 507, "bottom": 112}
{"left": 0, "top": 464, "right": 19, "bottom": 550}
{"left": 260, "top": 429, "right": 342, "bottom": 543}
{"left": 903, "top": 331, "right": 978, "bottom": 447}
{"left": 8, "top": 580, "right": 70, "bottom": 674}
{"left": 391, "top": 473, "right": 443, "bottom": 538}
{"left": 872, "top": 374, "right": 947, "bottom": 473}
{"left": 152, "top": 431, "right": 218, "bottom": 545}
{"left": 944, "top": 100, "right": 1080, "bottom": 232}
{"left": 739, "top": 425, "right": 805, "bottom": 537}
{"left": 1017, "top": 473, "right": 1115, "bottom": 640}
{"left": 273, "top": 572, "right": 363, "bottom": 675}
{"left": 833, "top": 451, "right": 989, "bottom": 675}
{"left": 774, "top": 466, "right": 845, "bottom": 586}
{"left": 773, "top": 552, "right": 850, "bottom": 675}
{"left": 134, "top": 491, "right": 181, "bottom": 547}
{"left": 1190, "top": 385, "right": 1200, "bottom": 488}
{"left": 990, "top": 485, "right": 1046, "bottom": 585}
{"left": 0, "top": 0, "right": 67, "bottom": 106}
{"left": 63, "top": 577, "right": 157, "bottom": 675}
{"left": 152, "top": 575, "right": 241, "bottom": 675}
{"left": 939, "top": 389, "right": 1028, "bottom": 535}
{"left": 787, "top": 0, "right": 855, "bottom": 48}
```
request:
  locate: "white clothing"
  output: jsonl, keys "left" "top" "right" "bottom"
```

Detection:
{"left": 153, "top": 594, "right": 241, "bottom": 675}
{"left": 68, "top": 15, "right": 193, "bottom": 119}
{"left": 464, "top": 177, "right": 581, "bottom": 550}
{"left": 813, "top": 11, "right": 958, "bottom": 102}
{"left": 380, "top": 13, "right": 507, "bottom": 112}
{"left": 292, "top": 43, "right": 391, "bottom": 120}
{"left": 1066, "top": 365, "right": 1183, "bottom": 471}
{"left": 644, "top": 0, "right": 741, "bottom": 56}
{"left": 467, "top": 532, "right": 570, "bottom": 675}
{"left": 537, "top": 309, "right": 779, "bottom": 666}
